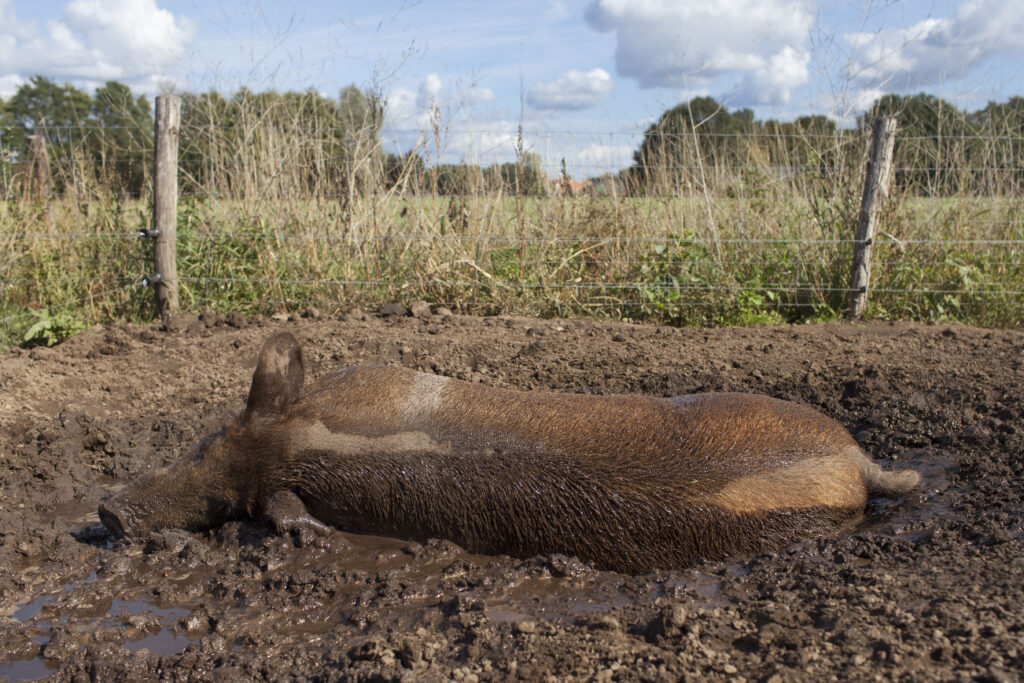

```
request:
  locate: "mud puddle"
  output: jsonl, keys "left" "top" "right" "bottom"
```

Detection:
{"left": 859, "top": 448, "right": 958, "bottom": 538}
{"left": 1, "top": 317, "right": 1022, "bottom": 679}
{"left": 0, "top": 656, "right": 51, "bottom": 683}
{"left": 2, "top": 478, "right": 939, "bottom": 681}
{"left": 2, "top": 567, "right": 197, "bottom": 682}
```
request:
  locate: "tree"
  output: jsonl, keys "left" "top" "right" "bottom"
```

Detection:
{"left": 792, "top": 115, "right": 837, "bottom": 136}
{"left": 758, "top": 114, "right": 843, "bottom": 186}
{"left": 337, "top": 85, "right": 385, "bottom": 196}
{"left": 0, "top": 96, "right": 13, "bottom": 197}
{"left": 384, "top": 151, "right": 426, "bottom": 192}
{"left": 5, "top": 76, "right": 92, "bottom": 193}
{"left": 432, "top": 163, "right": 484, "bottom": 195}
{"left": 630, "top": 96, "right": 757, "bottom": 194}
{"left": 968, "top": 97, "right": 1024, "bottom": 194}
{"left": 175, "top": 85, "right": 387, "bottom": 200}
{"left": 972, "top": 96, "right": 1024, "bottom": 133}
{"left": 87, "top": 81, "right": 152, "bottom": 194}
{"left": 0, "top": 95, "right": 10, "bottom": 136}
{"left": 862, "top": 93, "right": 973, "bottom": 194}
{"left": 6, "top": 76, "right": 92, "bottom": 149}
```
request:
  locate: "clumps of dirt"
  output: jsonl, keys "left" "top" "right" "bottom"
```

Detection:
{"left": 1, "top": 313, "right": 1023, "bottom": 680}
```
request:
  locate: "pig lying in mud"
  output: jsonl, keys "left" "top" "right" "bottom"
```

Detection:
{"left": 99, "top": 332, "right": 920, "bottom": 573}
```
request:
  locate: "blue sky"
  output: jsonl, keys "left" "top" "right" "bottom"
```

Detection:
{"left": 2, "top": 0, "right": 1023, "bottom": 177}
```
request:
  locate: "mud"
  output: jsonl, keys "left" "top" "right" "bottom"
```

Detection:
{"left": 1, "top": 311, "right": 1021, "bottom": 681}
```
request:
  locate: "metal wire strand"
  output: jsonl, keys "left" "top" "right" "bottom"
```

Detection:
{"left": 177, "top": 276, "right": 1024, "bottom": 297}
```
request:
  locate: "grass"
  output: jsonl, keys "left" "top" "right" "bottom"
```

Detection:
{"left": 2, "top": 100, "right": 1023, "bottom": 350}
{"left": 2, "top": 188, "right": 1022, "bottom": 350}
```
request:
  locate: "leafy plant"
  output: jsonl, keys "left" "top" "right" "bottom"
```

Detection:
{"left": 21, "top": 308, "right": 86, "bottom": 348}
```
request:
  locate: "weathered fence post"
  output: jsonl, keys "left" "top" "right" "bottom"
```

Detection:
{"left": 153, "top": 95, "right": 181, "bottom": 319}
{"left": 27, "top": 134, "right": 52, "bottom": 200}
{"left": 848, "top": 116, "right": 898, "bottom": 319}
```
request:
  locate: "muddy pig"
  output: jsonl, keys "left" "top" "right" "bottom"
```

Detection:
{"left": 99, "top": 332, "right": 920, "bottom": 573}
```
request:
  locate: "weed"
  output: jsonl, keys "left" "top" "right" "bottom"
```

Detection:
{"left": 21, "top": 308, "right": 87, "bottom": 348}
{"left": 1, "top": 110, "right": 1023, "bottom": 350}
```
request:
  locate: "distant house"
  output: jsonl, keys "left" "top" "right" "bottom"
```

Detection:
{"left": 552, "top": 178, "right": 590, "bottom": 196}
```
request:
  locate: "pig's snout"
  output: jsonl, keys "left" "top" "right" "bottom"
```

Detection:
{"left": 98, "top": 499, "right": 137, "bottom": 539}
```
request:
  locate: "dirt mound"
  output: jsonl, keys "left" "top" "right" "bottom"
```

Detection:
{"left": 1, "top": 313, "right": 1021, "bottom": 681}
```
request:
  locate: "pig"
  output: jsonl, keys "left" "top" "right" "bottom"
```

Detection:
{"left": 99, "top": 331, "right": 920, "bottom": 573}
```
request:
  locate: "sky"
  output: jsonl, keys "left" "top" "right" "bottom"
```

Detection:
{"left": 1, "top": 0, "right": 1023, "bottom": 178}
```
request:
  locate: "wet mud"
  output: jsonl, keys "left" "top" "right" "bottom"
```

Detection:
{"left": 1, "top": 312, "right": 1022, "bottom": 681}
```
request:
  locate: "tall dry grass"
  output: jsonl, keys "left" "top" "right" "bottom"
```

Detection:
{"left": 2, "top": 91, "right": 1023, "bottom": 348}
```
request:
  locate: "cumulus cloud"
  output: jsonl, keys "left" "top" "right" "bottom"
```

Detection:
{"left": 0, "top": 74, "right": 25, "bottom": 99}
{"left": 444, "top": 125, "right": 522, "bottom": 165}
{"left": 383, "top": 71, "right": 634, "bottom": 174}
{"left": 417, "top": 73, "right": 443, "bottom": 109}
{"left": 0, "top": 0, "right": 196, "bottom": 95}
{"left": 844, "top": 0, "right": 1024, "bottom": 89}
{"left": 527, "top": 68, "right": 614, "bottom": 110}
{"left": 384, "top": 87, "right": 419, "bottom": 125}
{"left": 463, "top": 86, "right": 496, "bottom": 105}
{"left": 383, "top": 78, "right": 547, "bottom": 170}
{"left": 383, "top": 75, "right": 507, "bottom": 164}
{"left": 388, "top": 75, "right": 498, "bottom": 125}
{"left": 573, "top": 142, "right": 635, "bottom": 175}
{"left": 584, "top": 0, "right": 812, "bottom": 105}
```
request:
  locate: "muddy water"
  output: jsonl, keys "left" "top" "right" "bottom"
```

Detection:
{"left": 2, "top": 465, "right": 945, "bottom": 682}
{"left": 1, "top": 316, "right": 1022, "bottom": 680}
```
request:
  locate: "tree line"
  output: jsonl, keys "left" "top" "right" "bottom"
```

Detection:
{"left": 2, "top": 76, "right": 1022, "bottom": 199}
{"left": 1, "top": 76, "right": 152, "bottom": 196}
{"left": 624, "top": 93, "right": 1024, "bottom": 196}
{"left": 0, "top": 76, "right": 546, "bottom": 199}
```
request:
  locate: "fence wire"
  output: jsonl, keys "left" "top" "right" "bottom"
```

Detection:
{"left": 180, "top": 276, "right": 1024, "bottom": 297}
{"left": 20, "top": 124, "right": 1024, "bottom": 141}
{"left": 11, "top": 230, "right": 1022, "bottom": 246}
{"left": 2, "top": 124, "right": 1024, "bottom": 341}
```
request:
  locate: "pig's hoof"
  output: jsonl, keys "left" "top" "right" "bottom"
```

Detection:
{"left": 98, "top": 501, "right": 129, "bottom": 539}
{"left": 285, "top": 521, "right": 328, "bottom": 547}
{"left": 273, "top": 515, "right": 335, "bottom": 548}
{"left": 263, "top": 490, "right": 333, "bottom": 547}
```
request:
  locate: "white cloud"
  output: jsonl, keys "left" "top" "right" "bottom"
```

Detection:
{"left": 444, "top": 125, "right": 522, "bottom": 165}
{"left": 733, "top": 46, "right": 811, "bottom": 106}
{"left": 584, "top": 0, "right": 812, "bottom": 105}
{"left": 0, "top": 74, "right": 25, "bottom": 99}
{"left": 844, "top": 0, "right": 1024, "bottom": 90}
{"left": 417, "top": 73, "right": 443, "bottom": 109}
{"left": 543, "top": 0, "right": 571, "bottom": 22}
{"left": 822, "top": 87, "right": 887, "bottom": 126}
{"left": 0, "top": 0, "right": 31, "bottom": 40}
{"left": 387, "top": 75, "right": 485, "bottom": 128}
{"left": 404, "top": 74, "right": 495, "bottom": 115}
{"left": 383, "top": 76, "right": 509, "bottom": 164}
{"left": 386, "top": 72, "right": 635, "bottom": 174}
{"left": 463, "top": 86, "right": 496, "bottom": 105}
{"left": 0, "top": 0, "right": 196, "bottom": 95}
{"left": 384, "top": 87, "right": 418, "bottom": 125}
{"left": 65, "top": 0, "right": 194, "bottom": 64}
{"left": 527, "top": 68, "right": 614, "bottom": 110}
{"left": 573, "top": 142, "right": 635, "bottom": 175}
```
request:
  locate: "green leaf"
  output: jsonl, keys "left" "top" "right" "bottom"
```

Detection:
{"left": 23, "top": 319, "right": 51, "bottom": 343}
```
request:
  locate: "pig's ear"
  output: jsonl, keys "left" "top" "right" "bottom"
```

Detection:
{"left": 243, "top": 332, "right": 306, "bottom": 422}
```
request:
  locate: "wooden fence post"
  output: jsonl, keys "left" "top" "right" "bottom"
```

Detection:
{"left": 848, "top": 116, "right": 898, "bottom": 319}
{"left": 27, "top": 134, "right": 52, "bottom": 200}
{"left": 153, "top": 95, "right": 181, "bottom": 319}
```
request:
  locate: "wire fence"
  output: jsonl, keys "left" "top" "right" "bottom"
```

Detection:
{"left": 2, "top": 111, "right": 1024, "bottom": 346}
